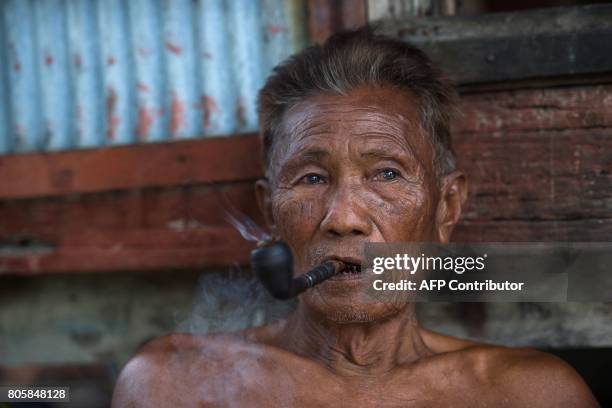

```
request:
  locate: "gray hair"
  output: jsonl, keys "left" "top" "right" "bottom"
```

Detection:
{"left": 257, "top": 27, "right": 458, "bottom": 180}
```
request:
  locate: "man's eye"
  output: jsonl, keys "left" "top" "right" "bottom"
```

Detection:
{"left": 379, "top": 169, "right": 399, "bottom": 181}
{"left": 301, "top": 173, "right": 325, "bottom": 185}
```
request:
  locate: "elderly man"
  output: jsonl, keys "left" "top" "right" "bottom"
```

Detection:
{"left": 113, "top": 29, "right": 597, "bottom": 407}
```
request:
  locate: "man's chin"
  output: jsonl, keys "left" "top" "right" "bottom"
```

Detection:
{"left": 303, "top": 295, "right": 407, "bottom": 325}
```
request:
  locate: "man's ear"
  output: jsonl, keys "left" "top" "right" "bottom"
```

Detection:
{"left": 255, "top": 179, "right": 276, "bottom": 234}
{"left": 435, "top": 170, "right": 468, "bottom": 243}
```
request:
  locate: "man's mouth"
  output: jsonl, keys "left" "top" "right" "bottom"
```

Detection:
{"left": 328, "top": 260, "right": 363, "bottom": 280}
{"left": 340, "top": 262, "right": 362, "bottom": 274}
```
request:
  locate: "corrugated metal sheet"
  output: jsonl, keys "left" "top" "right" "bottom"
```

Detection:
{"left": 0, "top": 0, "right": 307, "bottom": 154}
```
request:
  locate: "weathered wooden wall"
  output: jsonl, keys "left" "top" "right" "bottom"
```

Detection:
{"left": 453, "top": 83, "right": 612, "bottom": 242}
{"left": 2, "top": 83, "right": 610, "bottom": 275}
{"left": 0, "top": 136, "right": 263, "bottom": 274}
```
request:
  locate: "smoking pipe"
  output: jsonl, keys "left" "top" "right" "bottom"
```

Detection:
{"left": 251, "top": 241, "right": 342, "bottom": 299}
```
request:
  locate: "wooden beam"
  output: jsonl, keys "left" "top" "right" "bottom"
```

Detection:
{"left": 457, "top": 128, "right": 612, "bottom": 222}
{"left": 453, "top": 219, "right": 612, "bottom": 242}
{"left": 454, "top": 84, "right": 612, "bottom": 223}
{"left": 0, "top": 228, "right": 255, "bottom": 275}
{"left": 380, "top": 4, "right": 612, "bottom": 84}
{"left": 0, "top": 183, "right": 262, "bottom": 237}
{"left": 306, "top": 0, "right": 366, "bottom": 44}
{"left": 0, "top": 182, "right": 263, "bottom": 275}
{"left": 454, "top": 84, "right": 612, "bottom": 134}
{"left": 0, "top": 133, "right": 262, "bottom": 200}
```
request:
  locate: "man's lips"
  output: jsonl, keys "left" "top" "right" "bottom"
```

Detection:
{"left": 322, "top": 256, "right": 363, "bottom": 269}
{"left": 322, "top": 256, "right": 364, "bottom": 281}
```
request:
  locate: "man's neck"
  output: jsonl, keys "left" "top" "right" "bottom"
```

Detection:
{"left": 277, "top": 303, "right": 433, "bottom": 377}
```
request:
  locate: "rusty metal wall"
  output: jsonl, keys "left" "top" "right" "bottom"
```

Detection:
{"left": 0, "top": 0, "right": 307, "bottom": 154}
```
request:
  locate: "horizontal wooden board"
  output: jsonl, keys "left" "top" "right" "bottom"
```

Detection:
{"left": 0, "top": 134, "right": 262, "bottom": 200}
{"left": 0, "top": 182, "right": 262, "bottom": 236}
{"left": 380, "top": 4, "right": 612, "bottom": 84}
{"left": 453, "top": 219, "right": 612, "bottom": 242}
{"left": 306, "top": 0, "right": 366, "bottom": 44}
{"left": 456, "top": 128, "right": 612, "bottom": 221}
{"left": 0, "top": 182, "right": 263, "bottom": 275}
{"left": 0, "top": 227, "right": 255, "bottom": 275}
{"left": 454, "top": 84, "right": 612, "bottom": 224}
{"left": 455, "top": 84, "right": 612, "bottom": 134}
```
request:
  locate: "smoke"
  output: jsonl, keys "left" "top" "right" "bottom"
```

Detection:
{"left": 165, "top": 188, "right": 298, "bottom": 406}
{"left": 224, "top": 210, "right": 270, "bottom": 243}
{"left": 175, "top": 187, "right": 290, "bottom": 334}
{"left": 167, "top": 330, "right": 297, "bottom": 407}
{"left": 177, "top": 266, "right": 295, "bottom": 335}
{"left": 172, "top": 266, "right": 296, "bottom": 406}
{"left": 215, "top": 188, "right": 271, "bottom": 243}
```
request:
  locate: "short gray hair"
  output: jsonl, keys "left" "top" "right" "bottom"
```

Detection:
{"left": 257, "top": 27, "right": 458, "bottom": 180}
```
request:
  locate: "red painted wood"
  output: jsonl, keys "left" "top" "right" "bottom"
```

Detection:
{"left": 306, "top": 0, "right": 366, "bottom": 44}
{"left": 0, "top": 182, "right": 263, "bottom": 275}
{"left": 0, "top": 134, "right": 262, "bottom": 200}
{"left": 453, "top": 219, "right": 612, "bottom": 242}
{"left": 456, "top": 128, "right": 612, "bottom": 222}
{"left": 454, "top": 84, "right": 612, "bottom": 135}
{"left": 0, "top": 183, "right": 262, "bottom": 236}
{"left": 453, "top": 84, "right": 612, "bottom": 227}
{"left": 0, "top": 228, "right": 255, "bottom": 275}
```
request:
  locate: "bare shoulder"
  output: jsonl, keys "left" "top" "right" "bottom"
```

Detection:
{"left": 486, "top": 347, "right": 599, "bottom": 407}
{"left": 111, "top": 333, "right": 256, "bottom": 407}
{"left": 112, "top": 334, "right": 199, "bottom": 407}
{"left": 420, "top": 328, "right": 597, "bottom": 407}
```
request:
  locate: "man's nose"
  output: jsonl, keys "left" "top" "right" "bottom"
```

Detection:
{"left": 320, "top": 184, "right": 371, "bottom": 238}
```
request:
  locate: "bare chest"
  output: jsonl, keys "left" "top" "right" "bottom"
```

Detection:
{"left": 154, "top": 356, "right": 486, "bottom": 408}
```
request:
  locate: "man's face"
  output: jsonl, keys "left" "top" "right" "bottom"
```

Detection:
{"left": 259, "top": 86, "right": 443, "bottom": 322}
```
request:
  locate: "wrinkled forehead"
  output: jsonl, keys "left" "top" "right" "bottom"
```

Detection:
{"left": 270, "top": 86, "right": 432, "bottom": 172}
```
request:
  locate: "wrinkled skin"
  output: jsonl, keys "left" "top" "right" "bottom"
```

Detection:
{"left": 264, "top": 88, "right": 441, "bottom": 325}
{"left": 113, "top": 87, "right": 598, "bottom": 407}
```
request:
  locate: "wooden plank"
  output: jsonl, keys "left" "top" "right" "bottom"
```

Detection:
{"left": 0, "top": 182, "right": 262, "bottom": 236}
{"left": 419, "top": 32, "right": 612, "bottom": 85}
{"left": 379, "top": 4, "right": 612, "bottom": 84}
{"left": 0, "top": 133, "right": 262, "bottom": 200}
{"left": 306, "top": 0, "right": 366, "bottom": 44}
{"left": 454, "top": 84, "right": 612, "bottom": 134}
{"left": 456, "top": 128, "right": 612, "bottom": 222}
{"left": 453, "top": 85, "right": 612, "bottom": 223}
{"left": 0, "top": 228, "right": 255, "bottom": 275}
{"left": 453, "top": 219, "right": 612, "bottom": 242}
{"left": 0, "top": 182, "right": 263, "bottom": 275}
